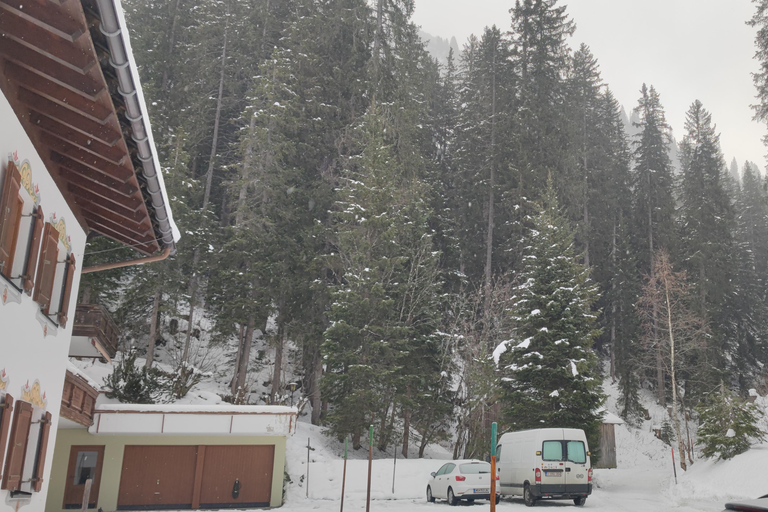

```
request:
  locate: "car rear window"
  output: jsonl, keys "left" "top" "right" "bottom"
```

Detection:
{"left": 541, "top": 440, "right": 588, "bottom": 463}
{"left": 460, "top": 463, "right": 491, "bottom": 474}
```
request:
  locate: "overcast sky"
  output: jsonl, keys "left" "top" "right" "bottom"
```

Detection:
{"left": 411, "top": 0, "right": 766, "bottom": 172}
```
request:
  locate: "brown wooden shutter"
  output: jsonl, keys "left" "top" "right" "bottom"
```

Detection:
{"left": 0, "top": 395, "right": 13, "bottom": 481}
{"left": 31, "top": 411, "right": 51, "bottom": 492}
{"left": 57, "top": 254, "right": 76, "bottom": 328}
{"left": 0, "top": 162, "right": 23, "bottom": 278}
{"left": 32, "top": 223, "right": 59, "bottom": 315}
{"left": 22, "top": 206, "right": 44, "bottom": 295}
{"left": 1, "top": 400, "right": 32, "bottom": 492}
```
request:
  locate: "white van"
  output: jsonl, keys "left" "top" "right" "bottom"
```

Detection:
{"left": 496, "top": 428, "right": 592, "bottom": 507}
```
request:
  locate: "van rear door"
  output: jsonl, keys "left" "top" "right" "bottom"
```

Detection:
{"left": 540, "top": 440, "right": 566, "bottom": 494}
{"left": 564, "top": 439, "right": 590, "bottom": 494}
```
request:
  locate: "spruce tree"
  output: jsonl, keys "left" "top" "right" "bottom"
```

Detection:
{"left": 697, "top": 384, "right": 765, "bottom": 460}
{"left": 498, "top": 177, "right": 604, "bottom": 455}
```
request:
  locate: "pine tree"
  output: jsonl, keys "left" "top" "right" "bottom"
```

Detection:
{"left": 696, "top": 383, "right": 765, "bottom": 460}
{"left": 498, "top": 177, "right": 604, "bottom": 455}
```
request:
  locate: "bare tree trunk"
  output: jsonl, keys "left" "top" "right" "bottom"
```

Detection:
{"left": 663, "top": 268, "right": 687, "bottom": 471}
{"left": 402, "top": 386, "right": 411, "bottom": 458}
{"left": 182, "top": 5, "right": 229, "bottom": 364}
{"left": 230, "top": 324, "right": 245, "bottom": 394}
{"left": 271, "top": 327, "right": 285, "bottom": 402}
{"left": 610, "top": 221, "right": 616, "bottom": 382}
{"left": 372, "top": 0, "right": 384, "bottom": 101}
{"left": 235, "top": 319, "right": 255, "bottom": 398}
{"left": 146, "top": 288, "right": 161, "bottom": 369}
{"left": 310, "top": 351, "right": 323, "bottom": 425}
{"left": 161, "top": 0, "right": 182, "bottom": 96}
{"left": 483, "top": 43, "right": 497, "bottom": 327}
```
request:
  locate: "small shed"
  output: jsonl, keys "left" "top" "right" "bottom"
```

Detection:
{"left": 595, "top": 409, "right": 624, "bottom": 469}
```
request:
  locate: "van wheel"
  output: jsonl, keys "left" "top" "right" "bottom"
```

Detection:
{"left": 448, "top": 487, "right": 459, "bottom": 506}
{"left": 574, "top": 496, "right": 587, "bottom": 506}
{"left": 426, "top": 485, "right": 435, "bottom": 503}
{"left": 524, "top": 483, "right": 536, "bottom": 507}
{"left": 495, "top": 494, "right": 501, "bottom": 505}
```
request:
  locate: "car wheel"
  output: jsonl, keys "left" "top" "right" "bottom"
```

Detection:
{"left": 495, "top": 494, "right": 501, "bottom": 505}
{"left": 448, "top": 487, "right": 459, "bottom": 506}
{"left": 574, "top": 496, "right": 587, "bottom": 506}
{"left": 524, "top": 483, "right": 536, "bottom": 507}
{"left": 427, "top": 485, "right": 435, "bottom": 503}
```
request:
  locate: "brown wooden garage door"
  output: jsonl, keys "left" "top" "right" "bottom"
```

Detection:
{"left": 117, "top": 445, "right": 274, "bottom": 510}
{"left": 199, "top": 445, "right": 274, "bottom": 508}
{"left": 118, "top": 446, "right": 197, "bottom": 509}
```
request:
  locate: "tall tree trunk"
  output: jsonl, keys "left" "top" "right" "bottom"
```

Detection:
{"left": 372, "top": 0, "right": 384, "bottom": 101}
{"left": 401, "top": 386, "right": 411, "bottom": 458}
{"left": 310, "top": 350, "right": 323, "bottom": 425}
{"left": 146, "top": 288, "right": 161, "bottom": 369}
{"left": 271, "top": 326, "right": 285, "bottom": 402}
{"left": 230, "top": 323, "right": 245, "bottom": 394}
{"left": 483, "top": 43, "right": 497, "bottom": 329}
{"left": 235, "top": 318, "right": 255, "bottom": 399}
{"left": 610, "top": 221, "right": 616, "bottom": 382}
{"left": 663, "top": 269, "right": 686, "bottom": 470}
{"left": 161, "top": 0, "right": 181, "bottom": 97}
{"left": 182, "top": 5, "right": 229, "bottom": 363}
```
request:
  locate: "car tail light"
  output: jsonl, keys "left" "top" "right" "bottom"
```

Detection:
{"left": 455, "top": 475, "right": 466, "bottom": 482}
{"left": 496, "top": 474, "right": 500, "bottom": 480}
{"left": 588, "top": 468, "right": 592, "bottom": 483}
{"left": 535, "top": 468, "right": 541, "bottom": 484}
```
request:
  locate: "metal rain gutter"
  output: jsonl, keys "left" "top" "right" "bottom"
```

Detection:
{"left": 94, "top": 0, "right": 177, "bottom": 254}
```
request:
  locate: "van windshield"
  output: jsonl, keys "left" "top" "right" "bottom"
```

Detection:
{"left": 541, "top": 440, "right": 587, "bottom": 464}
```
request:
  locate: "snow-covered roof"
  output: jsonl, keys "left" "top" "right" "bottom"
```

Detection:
{"left": 66, "top": 361, "right": 101, "bottom": 391}
{"left": 91, "top": 404, "right": 297, "bottom": 436}
{"left": 599, "top": 408, "right": 625, "bottom": 425}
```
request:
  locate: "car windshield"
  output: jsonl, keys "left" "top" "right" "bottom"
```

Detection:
{"left": 460, "top": 463, "right": 491, "bottom": 474}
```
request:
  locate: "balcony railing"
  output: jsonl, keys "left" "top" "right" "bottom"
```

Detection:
{"left": 71, "top": 304, "right": 119, "bottom": 359}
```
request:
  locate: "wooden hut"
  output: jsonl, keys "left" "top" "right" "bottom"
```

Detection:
{"left": 596, "top": 409, "right": 624, "bottom": 469}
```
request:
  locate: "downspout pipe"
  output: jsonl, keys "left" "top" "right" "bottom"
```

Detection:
{"left": 94, "top": 0, "right": 178, "bottom": 254}
{"left": 82, "top": 247, "right": 171, "bottom": 274}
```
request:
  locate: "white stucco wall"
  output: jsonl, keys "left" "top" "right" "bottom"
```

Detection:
{"left": 0, "top": 89, "right": 86, "bottom": 512}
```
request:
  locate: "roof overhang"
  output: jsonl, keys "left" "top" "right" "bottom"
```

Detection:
{"left": 0, "top": 0, "right": 178, "bottom": 255}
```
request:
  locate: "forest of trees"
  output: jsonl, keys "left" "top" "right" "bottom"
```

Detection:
{"left": 82, "top": 0, "right": 768, "bottom": 460}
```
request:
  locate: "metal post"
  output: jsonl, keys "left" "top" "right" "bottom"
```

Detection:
{"left": 491, "top": 422, "right": 497, "bottom": 512}
{"left": 392, "top": 438, "right": 398, "bottom": 495}
{"left": 671, "top": 447, "right": 678, "bottom": 484}
{"left": 366, "top": 425, "right": 373, "bottom": 512}
{"left": 306, "top": 437, "right": 311, "bottom": 498}
{"left": 340, "top": 437, "right": 348, "bottom": 512}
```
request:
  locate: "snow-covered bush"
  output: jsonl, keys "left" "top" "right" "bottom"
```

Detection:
{"left": 696, "top": 385, "right": 765, "bottom": 460}
{"left": 103, "top": 349, "right": 170, "bottom": 403}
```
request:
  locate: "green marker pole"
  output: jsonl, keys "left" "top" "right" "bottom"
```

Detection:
{"left": 491, "top": 422, "right": 498, "bottom": 511}
{"left": 340, "top": 437, "right": 348, "bottom": 512}
{"left": 366, "top": 425, "right": 373, "bottom": 512}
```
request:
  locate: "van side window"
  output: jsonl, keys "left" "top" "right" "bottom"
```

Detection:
{"left": 542, "top": 440, "right": 563, "bottom": 461}
{"left": 496, "top": 445, "right": 502, "bottom": 461}
{"left": 566, "top": 441, "right": 587, "bottom": 464}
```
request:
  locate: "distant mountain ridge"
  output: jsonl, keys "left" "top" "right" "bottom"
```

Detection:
{"left": 419, "top": 30, "right": 460, "bottom": 64}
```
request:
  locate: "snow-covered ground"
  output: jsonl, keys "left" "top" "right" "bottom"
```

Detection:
{"left": 71, "top": 357, "right": 768, "bottom": 511}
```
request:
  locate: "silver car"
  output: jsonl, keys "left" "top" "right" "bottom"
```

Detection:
{"left": 427, "top": 460, "right": 500, "bottom": 505}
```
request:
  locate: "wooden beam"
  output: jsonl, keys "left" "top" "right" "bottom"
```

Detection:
{"left": 88, "top": 223, "right": 158, "bottom": 255}
{"left": 0, "top": 37, "right": 102, "bottom": 97}
{"left": 55, "top": 160, "right": 139, "bottom": 198}
{"left": 64, "top": 176, "right": 144, "bottom": 211}
{"left": 76, "top": 200, "right": 151, "bottom": 234}
{"left": 45, "top": 137, "right": 132, "bottom": 180}
{"left": 0, "top": 0, "right": 84, "bottom": 41}
{"left": 80, "top": 211, "right": 156, "bottom": 245}
{"left": 19, "top": 88, "right": 121, "bottom": 145}
{"left": 0, "top": 14, "right": 92, "bottom": 72}
{"left": 67, "top": 181, "right": 146, "bottom": 219}
{"left": 34, "top": 114, "right": 127, "bottom": 164}
{"left": 7, "top": 62, "right": 112, "bottom": 122}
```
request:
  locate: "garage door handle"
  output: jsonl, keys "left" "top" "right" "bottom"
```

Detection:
{"left": 232, "top": 479, "right": 240, "bottom": 499}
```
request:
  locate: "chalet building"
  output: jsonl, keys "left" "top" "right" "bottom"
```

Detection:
{"left": 0, "top": 0, "right": 177, "bottom": 509}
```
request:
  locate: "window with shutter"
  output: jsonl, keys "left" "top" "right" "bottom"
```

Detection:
{"left": 1, "top": 400, "right": 32, "bottom": 492}
{"left": 57, "top": 254, "right": 76, "bottom": 328}
{"left": 0, "top": 162, "right": 23, "bottom": 280}
{"left": 0, "top": 394, "right": 13, "bottom": 481}
{"left": 22, "top": 206, "right": 43, "bottom": 295}
{"left": 31, "top": 411, "right": 51, "bottom": 492}
{"left": 32, "top": 223, "right": 59, "bottom": 315}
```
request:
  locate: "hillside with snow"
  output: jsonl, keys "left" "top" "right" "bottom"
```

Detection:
{"left": 73, "top": 354, "right": 767, "bottom": 511}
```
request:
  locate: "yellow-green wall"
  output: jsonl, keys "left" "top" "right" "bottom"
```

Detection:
{"left": 46, "top": 429, "right": 286, "bottom": 511}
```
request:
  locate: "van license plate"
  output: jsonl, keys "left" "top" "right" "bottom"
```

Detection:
{"left": 544, "top": 471, "right": 561, "bottom": 477}
{"left": 474, "top": 488, "right": 489, "bottom": 493}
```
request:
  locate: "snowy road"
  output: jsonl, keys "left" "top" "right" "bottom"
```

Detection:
{"left": 277, "top": 467, "right": 726, "bottom": 512}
